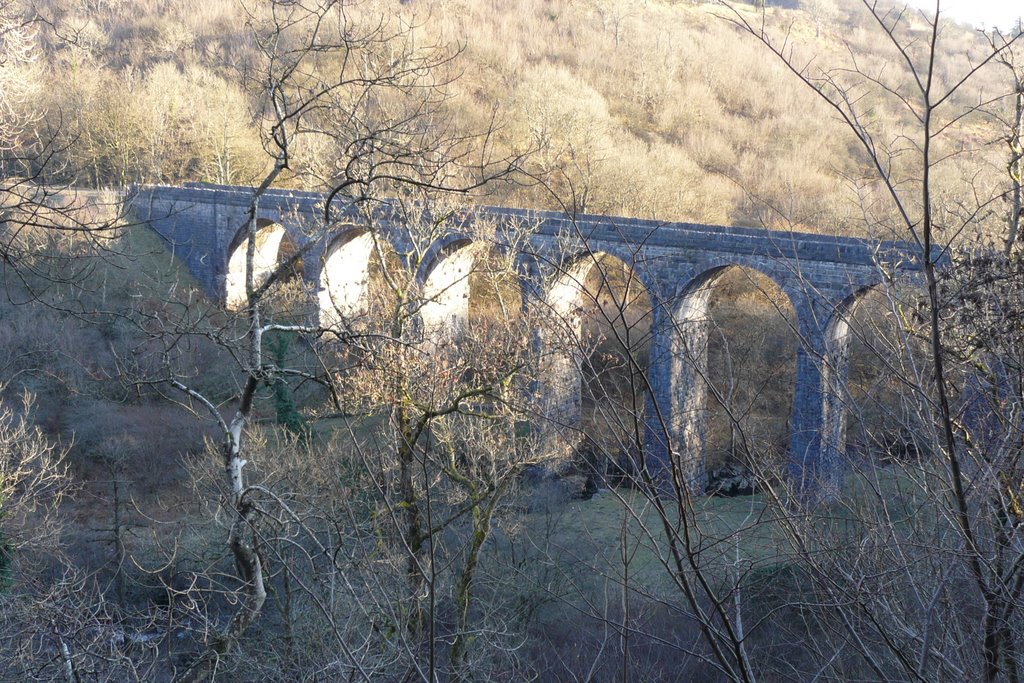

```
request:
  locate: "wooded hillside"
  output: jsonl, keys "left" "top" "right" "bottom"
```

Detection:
{"left": 4, "top": 1, "right": 1024, "bottom": 681}
{"left": 11, "top": 0, "right": 1013, "bottom": 235}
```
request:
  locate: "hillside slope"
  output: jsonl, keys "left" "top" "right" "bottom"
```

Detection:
{"left": 19, "top": 0, "right": 1015, "bottom": 235}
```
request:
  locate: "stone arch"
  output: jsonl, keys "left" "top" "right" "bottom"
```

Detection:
{"left": 821, "top": 287, "right": 872, "bottom": 462}
{"left": 416, "top": 233, "right": 473, "bottom": 286}
{"left": 421, "top": 239, "right": 523, "bottom": 342}
{"left": 820, "top": 283, "right": 912, "bottom": 468}
{"left": 669, "top": 263, "right": 798, "bottom": 489}
{"left": 224, "top": 219, "right": 301, "bottom": 310}
{"left": 542, "top": 252, "right": 653, "bottom": 472}
{"left": 318, "top": 228, "right": 400, "bottom": 332}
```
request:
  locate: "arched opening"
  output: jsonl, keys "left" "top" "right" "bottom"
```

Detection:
{"left": 415, "top": 240, "right": 525, "bottom": 416}
{"left": 319, "top": 229, "right": 400, "bottom": 333}
{"left": 225, "top": 220, "right": 302, "bottom": 310}
{"left": 421, "top": 241, "right": 522, "bottom": 344}
{"left": 672, "top": 266, "right": 797, "bottom": 493}
{"left": 828, "top": 286, "right": 925, "bottom": 466}
{"left": 544, "top": 253, "right": 652, "bottom": 481}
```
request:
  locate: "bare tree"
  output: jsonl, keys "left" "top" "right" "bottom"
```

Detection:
{"left": 701, "top": 1, "right": 1024, "bottom": 680}
{"left": 987, "top": 21, "right": 1024, "bottom": 254}
{"left": 112, "top": 2, "right": 525, "bottom": 681}
{"left": 1, "top": 0, "right": 122, "bottom": 301}
{"left": 490, "top": 3, "right": 1024, "bottom": 681}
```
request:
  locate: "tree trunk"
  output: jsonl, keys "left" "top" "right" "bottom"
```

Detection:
{"left": 450, "top": 502, "right": 493, "bottom": 681}
{"left": 397, "top": 404, "right": 426, "bottom": 632}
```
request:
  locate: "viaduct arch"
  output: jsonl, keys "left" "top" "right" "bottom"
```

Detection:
{"left": 132, "top": 182, "right": 928, "bottom": 494}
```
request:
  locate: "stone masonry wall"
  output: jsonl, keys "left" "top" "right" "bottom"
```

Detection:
{"left": 131, "top": 182, "right": 926, "bottom": 495}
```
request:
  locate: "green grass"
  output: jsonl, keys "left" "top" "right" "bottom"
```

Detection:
{"left": 511, "top": 461, "right": 948, "bottom": 618}
{"left": 516, "top": 488, "right": 791, "bottom": 609}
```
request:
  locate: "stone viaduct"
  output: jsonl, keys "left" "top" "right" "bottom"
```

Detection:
{"left": 132, "top": 182, "right": 926, "bottom": 494}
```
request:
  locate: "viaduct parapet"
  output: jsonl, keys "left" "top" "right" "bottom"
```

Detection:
{"left": 132, "top": 182, "right": 925, "bottom": 494}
